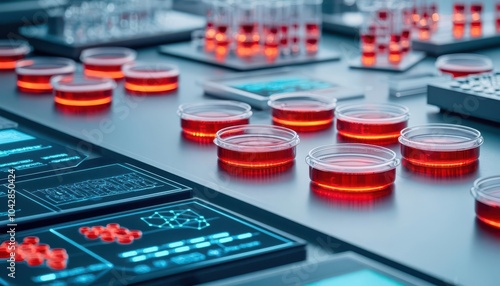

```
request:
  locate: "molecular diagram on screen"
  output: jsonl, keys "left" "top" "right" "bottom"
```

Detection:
{"left": 141, "top": 209, "right": 210, "bottom": 230}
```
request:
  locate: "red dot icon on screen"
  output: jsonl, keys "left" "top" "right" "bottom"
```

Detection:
{"left": 81, "top": 223, "right": 142, "bottom": 245}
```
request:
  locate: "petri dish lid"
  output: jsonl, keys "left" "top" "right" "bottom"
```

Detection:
{"left": 80, "top": 47, "right": 136, "bottom": 66}
{"left": 268, "top": 93, "right": 337, "bottom": 111}
{"left": 178, "top": 101, "right": 252, "bottom": 122}
{"left": 306, "top": 143, "right": 400, "bottom": 173}
{"left": 16, "top": 57, "right": 76, "bottom": 76}
{"left": 0, "top": 40, "right": 31, "bottom": 56}
{"left": 123, "top": 62, "right": 179, "bottom": 79}
{"left": 335, "top": 103, "right": 409, "bottom": 124}
{"left": 471, "top": 176, "right": 500, "bottom": 206}
{"left": 51, "top": 75, "right": 116, "bottom": 93}
{"left": 214, "top": 124, "right": 300, "bottom": 152}
{"left": 436, "top": 54, "right": 493, "bottom": 73}
{"left": 399, "top": 124, "right": 483, "bottom": 151}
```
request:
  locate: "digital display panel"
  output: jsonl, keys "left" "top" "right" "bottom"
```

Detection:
{"left": 231, "top": 77, "right": 335, "bottom": 97}
{"left": 306, "top": 269, "right": 405, "bottom": 286}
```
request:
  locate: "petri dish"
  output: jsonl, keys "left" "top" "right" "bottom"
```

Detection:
{"left": 399, "top": 124, "right": 483, "bottom": 176}
{"left": 214, "top": 125, "right": 300, "bottom": 173}
{"left": 436, "top": 54, "right": 493, "bottom": 78}
{"left": 16, "top": 57, "right": 76, "bottom": 93}
{"left": 0, "top": 40, "right": 31, "bottom": 70}
{"left": 123, "top": 62, "right": 179, "bottom": 94}
{"left": 178, "top": 101, "right": 252, "bottom": 142}
{"left": 335, "top": 103, "right": 409, "bottom": 144}
{"left": 306, "top": 144, "right": 399, "bottom": 192}
{"left": 52, "top": 75, "right": 116, "bottom": 112}
{"left": 80, "top": 47, "right": 136, "bottom": 79}
{"left": 471, "top": 176, "right": 500, "bottom": 229}
{"left": 268, "top": 93, "right": 336, "bottom": 132}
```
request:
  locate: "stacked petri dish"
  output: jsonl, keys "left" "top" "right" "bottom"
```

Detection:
{"left": 268, "top": 93, "right": 336, "bottom": 132}
{"left": 336, "top": 103, "right": 410, "bottom": 145}
{"left": 399, "top": 124, "right": 483, "bottom": 176}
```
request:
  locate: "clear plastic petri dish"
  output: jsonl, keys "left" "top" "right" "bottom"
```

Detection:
{"left": 16, "top": 57, "right": 76, "bottom": 93}
{"left": 80, "top": 47, "right": 136, "bottom": 79}
{"left": 52, "top": 75, "right": 116, "bottom": 109}
{"left": 436, "top": 53, "right": 493, "bottom": 78}
{"left": 399, "top": 124, "right": 483, "bottom": 175}
{"left": 123, "top": 62, "right": 180, "bottom": 94}
{"left": 214, "top": 124, "right": 300, "bottom": 171}
{"left": 178, "top": 101, "right": 252, "bottom": 142}
{"left": 471, "top": 176, "right": 500, "bottom": 229}
{"left": 306, "top": 144, "right": 399, "bottom": 192}
{"left": 268, "top": 93, "right": 336, "bottom": 132}
{"left": 335, "top": 103, "right": 409, "bottom": 144}
{"left": 0, "top": 40, "right": 31, "bottom": 70}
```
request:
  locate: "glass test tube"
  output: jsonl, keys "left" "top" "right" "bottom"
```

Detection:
{"left": 279, "top": 1, "right": 292, "bottom": 55}
{"left": 401, "top": 0, "right": 413, "bottom": 54}
{"left": 235, "top": 1, "right": 260, "bottom": 58}
{"left": 388, "top": 7, "right": 403, "bottom": 64}
{"left": 263, "top": 1, "right": 282, "bottom": 59}
{"left": 470, "top": 0, "right": 483, "bottom": 37}
{"left": 289, "top": 0, "right": 303, "bottom": 54}
{"left": 303, "top": 0, "right": 323, "bottom": 54}
{"left": 416, "top": 0, "right": 431, "bottom": 40}
{"left": 360, "top": 14, "right": 377, "bottom": 66}
{"left": 213, "top": 0, "right": 232, "bottom": 57}
{"left": 496, "top": 2, "right": 500, "bottom": 32}
{"left": 203, "top": 0, "right": 216, "bottom": 52}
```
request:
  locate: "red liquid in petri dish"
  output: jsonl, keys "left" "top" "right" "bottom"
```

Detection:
{"left": 123, "top": 63, "right": 179, "bottom": 95}
{"left": 306, "top": 144, "right": 398, "bottom": 193}
{"left": 16, "top": 58, "right": 76, "bottom": 93}
{"left": 310, "top": 160, "right": 396, "bottom": 192}
{"left": 388, "top": 33, "right": 402, "bottom": 64}
{"left": 181, "top": 117, "right": 249, "bottom": 141}
{"left": 438, "top": 66, "right": 491, "bottom": 78}
{"left": 401, "top": 144, "right": 479, "bottom": 168}
{"left": 337, "top": 119, "right": 407, "bottom": 143}
{"left": 178, "top": 101, "right": 252, "bottom": 142}
{"left": 305, "top": 23, "right": 320, "bottom": 54}
{"left": 81, "top": 47, "right": 136, "bottom": 79}
{"left": 17, "top": 74, "right": 56, "bottom": 93}
{"left": 476, "top": 200, "right": 500, "bottom": 228}
{"left": 361, "top": 33, "right": 376, "bottom": 66}
{"left": 0, "top": 54, "right": 24, "bottom": 70}
{"left": 436, "top": 54, "right": 493, "bottom": 78}
{"left": 84, "top": 64, "right": 123, "bottom": 79}
{"left": 218, "top": 145, "right": 296, "bottom": 169}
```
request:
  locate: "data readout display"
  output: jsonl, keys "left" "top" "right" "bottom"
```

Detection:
{"left": 0, "top": 200, "right": 302, "bottom": 285}
{"left": 231, "top": 77, "right": 335, "bottom": 97}
{"left": 0, "top": 129, "right": 86, "bottom": 177}
{"left": 0, "top": 162, "right": 190, "bottom": 224}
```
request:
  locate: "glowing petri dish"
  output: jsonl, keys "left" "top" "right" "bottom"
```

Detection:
{"left": 306, "top": 144, "right": 399, "bottom": 192}
{"left": 399, "top": 124, "right": 483, "bottom": 176}
{"left": 335, "top": 103, "right": 409, "bottom": 144}
{"left": 0, "top": 40, "right": 31, "bottom": 70}
{"left": 51, "top": 75, "right": 116, "bottom": 112}
{"left": 80, "top": 47, "right": 136, "bottom": 79}
{"left": 268, "top": 93, "right": 336, "bottom": 132}
{"left": 471, "top": 176, "right": 500, "bottom": 229}
{"left": 436, "top": 54, "right": 493, "bottom": 78}
{"left": 16, "top": 57, "right": 76, "bottom": 93}
{"left": 123, "top": 62, "right": 179, "bottom": 94}
{"left": 178, "top": 101, "right": 252, "bottom": 142}
{"left": 214, "top": 125, "right": 300, "bottom": 172}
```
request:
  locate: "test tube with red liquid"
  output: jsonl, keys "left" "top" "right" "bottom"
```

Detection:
{"left": 235, "top": 1, "right": 260, "bottom": 58}
{"left": 80, "top": 47, "right": 136, "bottom": 79}
{"left": 213, "top": 1, "right": 233, "bottom": 58}
{"left": 214, "top": 125, "right": 300, "bottom": 176}
{"left": 453, "top": 1, "right": 466, "bottom": 38}
{"left": 376, "top": 6, "right": 390, "bottom": 54}
{"left": 399, "top": 124, "right": 483, "bottom": 177}
{"left": 15, "top": 57, "right": 76, "bottom": 93}
{"left": 429, "top": 0, "right": 439, "bottom": 29}
{"left": 0, "top": 40, "right": 31, "bottom": 70}
{"left": 360, "top": 20, "right": 377, "bottom": 66}
{"left": 51, "top": 75, "right": 116, "bottom": 113}
{"left": 471, "top": 176, "right": 500, "bottom": 229}
{"left": 178, "top": 101, "right": 252, "bottom": 142}
{"left": 306, "top": 144, "right": 399, "bottom": 193}
{"left": 388, "top": 9, "right": 403, "bottom": 65}
{"left": 470, "top": 1, "right": 483, "bottom": 37}
{"left": 416, "top": 0, "right": 431, "bottom": 40}
{"left": 263, "top": 2, "right": 282, "bottom": 60}
{"left": 289, "top": 0, "right": 303, "bottom": 54}
{"left": 122, "top": 62, "right": 179, "bottom": 95}
{"left": 303, "top": 0, "right": 322, "bottom": 54}
{"left": 496, "top": 2, "right": 500, "bottom": 32}
{"left": 411, "top": 0, "right": 420, "bottom": 26}
{"left": 279, "top": 1, "right": 292, "bottom": 55}
{"left": 203, "top": 0, "right": 216, "bottom": 52}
